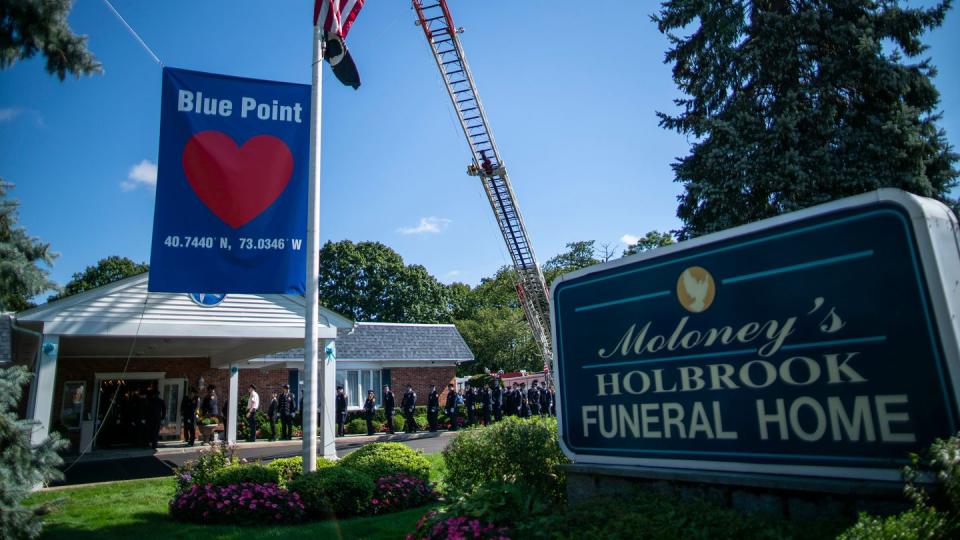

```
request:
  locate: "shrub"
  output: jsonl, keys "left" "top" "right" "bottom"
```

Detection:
{"left": 345, "top": 418, "right": 367, "bottom": 434}
{"left": 168, "top": 482, "right": 304, "bottom": 525}
{"left": 442, "top": 416, "right": 567, "bottom": 499}
{"left": 288, "top": 467, "right": 374, "bottom": 518}
{"left": 414, "top": 414, "right": 429, "bottom": 429}
{"left": 839, "top": 433, "right": 960, "bottom": 540}
{"left": 370, "top": 474, "right": 438, "bottom": 515}
{"left": 340, "top": 442, "right": 431, "bottom": 482}
{"left": 267, "top": 457, "right": 303, "bottom": 486}
{"left": 406, "top": 511, "right": 510, "bottom": 540}
{"left": 838, "top": 507, "right": 949, "bottom": 540}
{"left": 173, "top": 442, "right": 238, "bottom": 493}
{"left": 210, "top": 464, "right": 281, "bottom": 487}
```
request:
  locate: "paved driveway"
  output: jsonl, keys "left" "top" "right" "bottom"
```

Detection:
{"left": 53, "top": 431, "right": 457, "bottom": 487}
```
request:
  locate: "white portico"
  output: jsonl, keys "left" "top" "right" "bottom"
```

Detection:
{"left": 11, "top": 273, "right": 349, "bottom": 455}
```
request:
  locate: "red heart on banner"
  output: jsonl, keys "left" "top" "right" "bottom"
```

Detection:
{"left": 181, "top": 131, "right": 294, "bottom": 229}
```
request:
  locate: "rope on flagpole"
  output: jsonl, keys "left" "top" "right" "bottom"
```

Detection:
{"left": 102, "top": 0, "right": 164, "bottom": 66}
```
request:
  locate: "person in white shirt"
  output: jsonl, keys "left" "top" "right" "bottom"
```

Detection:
{"left": 246, "top": 384, "right": 260, "bottom": 442}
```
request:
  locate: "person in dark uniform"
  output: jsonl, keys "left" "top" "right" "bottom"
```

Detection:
{"left": 335, "top": 386, "right": 348, "bottom": 437}
{"left": 363, "top": 390, "right": 377, "bottom": 435}
{"left": 135, "top": 389, "right": 149, "bottom": 447}
{"left": 401, "top": 384, "right": 418, "bottom": 433}
{"left": 550, "top": 387, "right": 557, "bottom": 416}
{"left": 519, "top": 383, "right": 530, "bottom": 417}
{"left": 511, "top": 383, "right": 523, "bottom": 417}
{"left": 528, "top": 381, "right": 541, "bottom": 417}
{"left": 540, "top": 383, "right": 551, "bottom": 417}
{"left": 278, "top": 384, "right": 296, "bottom": 440}
{"left": 146, "top": 390, "right": 165, "bottom": 449}
{"left": 490, "top": 382, "right": 503, "bottom": 422}
{"left": 427, "top": 384, "right": 440, "bottom": 432}
{"left": 444, "top": 383, "right": 459, "bottom": 431}
{"left": 267, "top": 392, "right": 279, "bottom": 441}
{"left": 382, "top": 385, "right": 396, "bottom": 434}
{"left": 480, "top": 385, "right": 492, "bottom": 426}
{"left": 180, "top": 387, "right": 199, "bottom": 446}
{"left": 464, "top": 386, "right": 475, "bottom": 426}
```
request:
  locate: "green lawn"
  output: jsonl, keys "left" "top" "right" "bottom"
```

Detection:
{"left": 25, "top": 476, "right": 435, "bottom": 540}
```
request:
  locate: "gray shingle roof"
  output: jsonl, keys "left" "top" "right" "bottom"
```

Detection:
{"left": 264, "top": 322, "right": 474, "bottom": 362}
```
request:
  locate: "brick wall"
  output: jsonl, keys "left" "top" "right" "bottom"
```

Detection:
{"left": 388, "top": 366, "right": 457, "bottom": 406}
{"left": 50, "top": 357, "right": 291, "bottom": 442}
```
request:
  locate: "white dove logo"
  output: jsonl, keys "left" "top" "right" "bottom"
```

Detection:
{"left": 677, "top": 266, "right": 715, "bottom": 313}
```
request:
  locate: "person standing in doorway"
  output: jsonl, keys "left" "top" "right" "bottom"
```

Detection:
{"left": 382, "top": 385, "right": 396, "bottom": 434}
{"left": 267, "top": 391, "right": 279, "bottom": 441}
{"left": 401, "top": 384, "right": 418, "bottom": 433}
{"left": 444, "top": 383, "right": 459, "bottom": 431}
{"left": 146, "top": 389, "right": 165, "bottom": 449}
{"left": 278, "top": 384, "right": 295, "bottom": 440}
{"left": 246, "top": 384, "right": 260, "bottom": 442}
{"left": 363, "top": 390, "right": 377, "bottom": 435}
{"left": 180, "top": 387, "right": 199, "bottom": 446}
{"left": 427, "top": 384, "right": 440, "bottom": 432}
{"left": 335, "top": 386, "right": 348, "bottom": 437}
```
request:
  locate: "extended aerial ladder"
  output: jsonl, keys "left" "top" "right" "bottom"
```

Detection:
{"left": 412, "top": 0, "right": 553, "bottom": 370}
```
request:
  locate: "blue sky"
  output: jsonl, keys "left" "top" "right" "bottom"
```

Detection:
{"left": 1, "top": 0, "right": 958, "bottom": 293}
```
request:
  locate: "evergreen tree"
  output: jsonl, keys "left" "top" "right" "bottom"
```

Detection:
{"left": 0, "top": 0, "right": 101, "bottom": 80}
{"left": 654, "top": 0, "right": 958, "bottom": 238}
{"left": 0, "top": 366, "right": 66, "bottom": 540}
{"left": 0, "top": 181, "right": 57, "bottom": 311}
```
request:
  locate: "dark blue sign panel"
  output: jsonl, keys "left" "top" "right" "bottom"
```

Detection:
{"left": 149, "top": 67, "right": 309, "bottom": 294}
{"left": 552, "top": 192, "right": 960, "bottom": 478}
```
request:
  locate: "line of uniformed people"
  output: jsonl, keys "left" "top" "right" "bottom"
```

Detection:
{"left": 335, "top": 380, "right": 557, "bottom": 436}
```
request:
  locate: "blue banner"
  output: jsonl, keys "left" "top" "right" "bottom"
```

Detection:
{"left": 552, "top": 194, "right": 960, "bottom": 476}
{"left": 149, "top": 67, "right": 309, "bottom": 294}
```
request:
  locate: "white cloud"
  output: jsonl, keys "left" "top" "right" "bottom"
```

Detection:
{"left": 445, "top": 270, "right": 461, "bottom": 278}
{"left": 0, "top": 107, "right": 22, "bottom": 122}
{"left": 121, "top": 159, "right": 158, "bottom": 191}
{"left": 397, "top": 216, "right": 451, "bottom": 235}
{"left": 620, "top": 233, "right": 640, "bottom": 246}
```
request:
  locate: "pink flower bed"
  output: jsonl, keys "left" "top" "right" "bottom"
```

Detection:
{"left": 169, "top": 482, "right": 305, "bottom": 525}
{"left": 370, "top": 474, "right": 438, "bottom": 515}
{"left": 406, "top": 511, "right": 511, "bottom": 540}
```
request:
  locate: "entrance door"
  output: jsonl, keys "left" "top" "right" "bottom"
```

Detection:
{"left": 160, "top": 378, "right": 186, "bottom": 440}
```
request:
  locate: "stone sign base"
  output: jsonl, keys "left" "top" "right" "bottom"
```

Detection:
{"left": 562, "top": 463, "right": 912, "bottom": 522}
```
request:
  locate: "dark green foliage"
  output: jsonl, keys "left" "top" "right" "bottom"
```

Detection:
{"left": 345, "top": 418, "right": 368, "bottom": 434}
{"left": 0, "top": 0, "right": 101, "bottom": 79}
{"left": 0, "top": 181, "right": 57, "bottom": 311}
{"left": 543, "top": 240, "right": 600, "bottom": 284}
{"left": 0, "top": 366, "right": 66, "bottom": 540}
{"left": 838, "top": 507, "right": 949, "bottom": 540}
{"left": 442, "top": 416, "right": 568, "bottom": 500}
{"left": 454, "top": 306, "right": 541, "bottom": 376}
{"left": 288, "top": 467, "right": 374, "bottom": 518}
{"left": 622, "top": 230, "right": 675, "bottom": 257}
{"left": 654, "top": 0, "right": 958, "bottom": 239}
{"left": 209, "top": 464, "right": 281, "bottom": 487}
{"left": 339, "top": 442, "right": 432, "bottom": 482}
{"left": 47, "top": 256, "right": 147, "bottom": 301}
{"left": 429, "top": 480, "right": 552, "bottom": 532}
{"left": 317, "top": 240, "right": 451, "bottom": 323}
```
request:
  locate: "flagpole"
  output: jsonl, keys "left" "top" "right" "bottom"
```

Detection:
{"left": 303, "top": 21, "right": 324, "bottom": 473}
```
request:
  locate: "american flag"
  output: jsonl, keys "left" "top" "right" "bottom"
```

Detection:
{"left": 314, "top": 0, "right": 365, "bottom": 40}
{"left": 313, "top": 0, "right": 365, "bottom": 89}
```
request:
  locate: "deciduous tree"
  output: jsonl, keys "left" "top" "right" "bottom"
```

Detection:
{"left": 48, "top": 255, "right": 147, "bottom": 301}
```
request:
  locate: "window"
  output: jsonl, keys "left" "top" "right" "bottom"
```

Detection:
{"left": 336, "top": 369, "right": 382, "bottom": 408}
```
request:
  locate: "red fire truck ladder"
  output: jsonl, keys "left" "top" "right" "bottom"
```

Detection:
{"left": 413, "top": 0, "right": 553, "bottom": 371}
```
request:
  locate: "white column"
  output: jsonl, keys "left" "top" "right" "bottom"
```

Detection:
{"left": 29, "top": 335, "right": 59, "bottom": 446}
{"left": 227, "top": 364, "right": 239, "bottom": 444}
{"left": 320, "top": 338, "right": 337, "bottom": 460}
{"left": 303, "top": 23, "right": 324, "bottom": 472}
